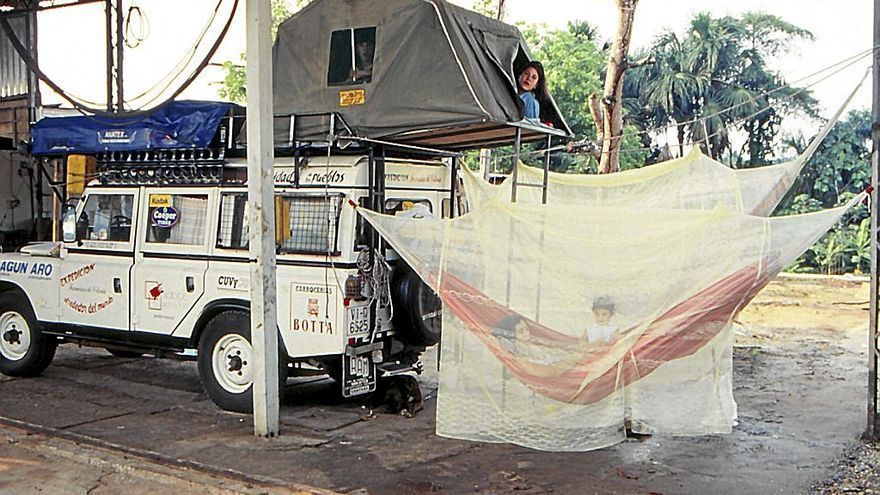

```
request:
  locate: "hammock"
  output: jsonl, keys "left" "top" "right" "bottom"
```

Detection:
{"left": 439, "top": 259, "right": 772, "bottom": 405}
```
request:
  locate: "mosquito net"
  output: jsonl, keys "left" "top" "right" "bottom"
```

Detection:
{"left": 355, "top": 78, "right": 868, "bottom": 452}
{"left": 358, "top": 192, "right": 861, "bottom": 450}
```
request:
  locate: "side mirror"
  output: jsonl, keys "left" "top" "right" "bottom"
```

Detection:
{"left": 61, "top": 203, "right": 78, "bottom": 243}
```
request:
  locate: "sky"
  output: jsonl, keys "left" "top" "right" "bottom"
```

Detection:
{"left": 35, "top": 0, "right": 874, "bottom": 125}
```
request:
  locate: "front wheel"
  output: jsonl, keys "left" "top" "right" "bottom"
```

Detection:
{"left": 197, "top": 310, "right": 286, "bottom": 413}
{"left": 0, "top": 293, "right": 56, "bottom": 377}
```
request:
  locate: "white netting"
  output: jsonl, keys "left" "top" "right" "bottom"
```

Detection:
{"left": 358, "top": 195, "right": 859, "bottom": 451}
{"left": 357, "top": 81, "right": 866, "bottom": 451}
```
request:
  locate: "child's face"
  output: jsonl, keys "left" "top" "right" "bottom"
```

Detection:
{"left": 514, "top": 320, "right": 530, "bottom": 341}
{"left": 593, "top": 308, "right": 613, "bottom": 325}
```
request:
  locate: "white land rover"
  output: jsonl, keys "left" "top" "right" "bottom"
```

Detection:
{"left": 0, "top": 151, "right": 456, "bottom": 413}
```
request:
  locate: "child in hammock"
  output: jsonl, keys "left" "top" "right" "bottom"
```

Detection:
{"left": 496, "top": 314, "right": 567, "bottom": 366}
{"left": 584, "top": 295, "right": 619, "bottom": 344}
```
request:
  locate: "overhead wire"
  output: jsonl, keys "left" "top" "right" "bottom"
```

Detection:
{"left": 607, "top": 44, "right": 880, "bottom": 146}
{"left": 124, "top": 4, "right": 149, "bottom": 49}
{"left": 125, "top": 0, "right": 226, "bottom": 107}
{"left": 0, "top": 0, "right": 239, "bottom": 120}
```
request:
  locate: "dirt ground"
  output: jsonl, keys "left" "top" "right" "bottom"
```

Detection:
{"left": 0, "top": 274, "right": 875, "bottom": 494}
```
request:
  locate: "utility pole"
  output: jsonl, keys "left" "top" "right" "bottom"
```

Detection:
{"left": 868, "top": 0, "right": 880, "bottom": 440}
{"left": 245, "top": 0, "right": 280, "bottom": 437}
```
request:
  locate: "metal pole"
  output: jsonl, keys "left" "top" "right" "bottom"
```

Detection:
{"left": 104, "top": 0, "right": 113, "bottom": 111}
{"left": 450, "top": 156, "right": 458, "bottom": 218}
{"left": 245, "top": 0, "right": 280, "bottom": 437}
{"left": 510, "top": 127, "right": 521, "bottom": 203}
{"left": 115, "top": 0, "right": 124, "bottom": 112}
{"left": 542, "top": 135, "right": 551, "bottom": 204}
{"left": 868, "top": 0, "right": 880, "bottom": 440}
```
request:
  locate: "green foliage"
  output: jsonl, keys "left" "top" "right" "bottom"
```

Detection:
{"left": 217, "top": 54, "right": 247, "bottom": 103}
{"left": 777, "top": 110, "right": 872, "bottom": 275}
{"left": 216, "top": 0, "right": 302, "bottom": 103}
{"left": 625, "top": 12, "right": 818, "bottom": 165}
{"left": 525, "top": 21, "right": 604, "bottom": 141}
{"left": 470, "top": 0, "right": 497, "bottom": 18}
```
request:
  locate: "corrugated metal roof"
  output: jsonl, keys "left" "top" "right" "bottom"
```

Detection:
{"left": 0, "top": 15, "right": 28, "bottom": 98}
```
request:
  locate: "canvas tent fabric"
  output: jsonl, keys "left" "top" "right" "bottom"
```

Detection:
{"left": 358, "top": 188, "right": 862, "bottom": 451}
{"left": 272, "top": 0, "right": 571, "bottom": 145}
{"left": 30, "top": 101, "right": 232, "bottom": 155}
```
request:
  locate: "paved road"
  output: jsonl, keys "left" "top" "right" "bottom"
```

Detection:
{"left": 0, "top": 313, "right": 868, "bottom": 494}
{"left": 0, "top": 421, "right": 326, "bottom": 495}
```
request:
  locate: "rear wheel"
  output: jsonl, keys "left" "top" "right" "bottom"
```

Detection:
{"left": 392, "top": 265, "right": 442, "bottom": 346}
{"left": 0, "top": 293, "right": 56, "bottom": 377}
{"left": 197, "top": 310, "right": 286, "bottom": 413}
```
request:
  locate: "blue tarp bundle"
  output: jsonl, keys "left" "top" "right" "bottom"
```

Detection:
{"left": 31, "top": 100, "right": 231, "bottom": 155}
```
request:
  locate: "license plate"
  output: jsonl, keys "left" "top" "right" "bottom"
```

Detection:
{"left": 342, "top": 353, "right": 376, "bottom": 397}
{"left": 346, "top": 304, "right": 370, "bottom": 338}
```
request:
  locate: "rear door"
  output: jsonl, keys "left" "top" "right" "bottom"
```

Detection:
{"left": 131, "top": 189, "right": 214, "bottom": 335}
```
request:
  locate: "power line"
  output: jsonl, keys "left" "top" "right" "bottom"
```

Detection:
{"left": 125, "top": 0, "right": 227, "bottom": 106}
{"left": 593, "top": 45, "right": 878, "bottom": 147}
{"left": 0, "top": 0, "right": 239, "bottom": 119}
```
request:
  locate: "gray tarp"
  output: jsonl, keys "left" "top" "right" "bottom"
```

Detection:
{"left": 272, "top": 0, "right": 571, "bottom": 148}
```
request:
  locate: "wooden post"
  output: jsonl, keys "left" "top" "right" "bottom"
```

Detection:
{"left": 245, "top": 0, "right": 280, "bottom": 437}
{"left": 868, "top": 0, "right": 880, "bottom": 440}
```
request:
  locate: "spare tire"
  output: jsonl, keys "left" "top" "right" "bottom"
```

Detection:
{"left": 391, "top": 264, "right": 442, "bottom": 346}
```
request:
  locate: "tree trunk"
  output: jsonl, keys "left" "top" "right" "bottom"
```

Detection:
{"left": 596, "top": 0, "right": 638, "bottom": 174}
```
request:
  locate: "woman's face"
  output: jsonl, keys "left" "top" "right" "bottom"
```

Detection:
{"left": 518, "top": 66, "right": 540, "bottom": 92}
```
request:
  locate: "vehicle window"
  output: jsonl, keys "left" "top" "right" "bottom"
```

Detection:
{"left": 146, "top": 194, "right": 208, "bottom": 246}
{"left": 218, "top": 193, "right": 343, "bottom": 255}
{"left": 327, "top": 27, "right": 376, "bottom": 85}
{"left": 385, "top": 199, "right": 432, "bottom": 215}
{"left": 217, "top": 193, "right": 249, "bottom": 250}
{"left": 77, "top": 193, "right": 134, "bottom": 243}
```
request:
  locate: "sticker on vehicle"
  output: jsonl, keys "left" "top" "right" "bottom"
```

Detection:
{"left": 151, "top": 206, "right": 179, "bottom": 228}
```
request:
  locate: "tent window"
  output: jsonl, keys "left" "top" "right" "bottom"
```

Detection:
{"left": 327, "top": 27, "right": 376, "bottom": 86}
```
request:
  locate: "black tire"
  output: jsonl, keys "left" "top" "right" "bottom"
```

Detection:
{"left": 391, "top": 265, "right": 442, "bottom": 346}
{"left": 197, "top": 310, "right": 286, "bottom": 414}
{"left": 106, "top": 349, "right": 144, "bottom": 358}
{"left": 0, "top": 293, "right": 56, "bottom": 377}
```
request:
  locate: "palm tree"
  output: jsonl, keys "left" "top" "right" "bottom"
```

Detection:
{"left": 625, "top": 12, "right": 818, "bottom": 165}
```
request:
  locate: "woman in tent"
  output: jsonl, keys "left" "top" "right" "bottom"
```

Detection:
{"left": 517, "top": 61, "right": 548, "bottom": 122}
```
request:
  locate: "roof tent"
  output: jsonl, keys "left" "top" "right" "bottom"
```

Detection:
{"left": 272, "top": 0, "right": 572, "bottom": 150}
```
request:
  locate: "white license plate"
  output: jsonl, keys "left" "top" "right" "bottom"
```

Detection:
{"left": 342, "top": 353, "right": 376, "bottom": 397}
{"left": 346, "top": 304, "right": 370, "bottom": 337}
